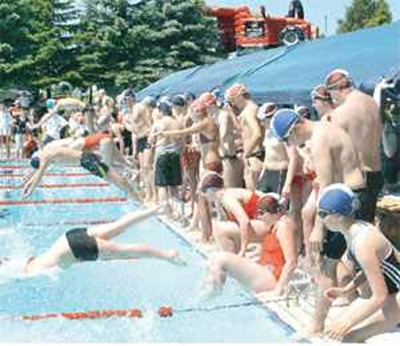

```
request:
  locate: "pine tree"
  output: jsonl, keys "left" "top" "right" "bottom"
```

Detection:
{"left": 337, "top": 0, "right": 392, "bottom": 33}
{"left": 0, "top": 0, "right": 36, "bottom": 88}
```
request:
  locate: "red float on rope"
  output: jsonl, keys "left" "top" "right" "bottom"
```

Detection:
{"left": 158, "top": 306, "right": 173, "bottom": 318}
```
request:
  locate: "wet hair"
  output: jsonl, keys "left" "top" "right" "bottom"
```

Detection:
{"left": 200, "top": 172, "right": 224, "bottom": 193}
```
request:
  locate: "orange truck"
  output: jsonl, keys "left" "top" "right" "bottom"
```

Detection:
{"left": 203, "top": 6, "right": 318, "bottom": 52}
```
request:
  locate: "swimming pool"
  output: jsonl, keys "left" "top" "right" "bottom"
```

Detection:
{"left": 0, "top": 160, "right": 295, "bottom": 342}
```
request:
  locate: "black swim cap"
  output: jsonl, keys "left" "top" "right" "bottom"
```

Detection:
{"left": 30, "top": 154, "right": 40, "bottom": 169}
{"left": 159, "top": 101, "right": 173, "bottom": 116}
{"left": 172, "top": 95, "right": 187, "bottom": 107}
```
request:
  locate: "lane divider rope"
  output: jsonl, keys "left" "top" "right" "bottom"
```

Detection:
{"left": 1, "top": 299, "right": 297, "bottom": 322}
{"left": 0, "top": 197, "right": 127, "bottom": 206}
{"left": 0, "top": 183, "right": 109, "bottom": 190}
{"left": 0, "top": 173, "right": 91, "bottom": 178}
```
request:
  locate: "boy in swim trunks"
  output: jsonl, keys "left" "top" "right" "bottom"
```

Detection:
{"left": 22, "top": 145, "right": 138, "bottom": 200}
{"left": 23, "top": 204, "right": 185, "bottom": 275}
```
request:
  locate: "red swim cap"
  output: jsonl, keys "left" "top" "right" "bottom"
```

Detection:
{"left": 199, "top": 92, "right": 217, "bottom": 108}
{"left": 325, "top": 69, "right": 353, "bottom": 91}
{"left": 257, "top": 193, "right": 282, "bottom": 215}
{"left": 225, "top": 84, "right": 248, "bottom": 101}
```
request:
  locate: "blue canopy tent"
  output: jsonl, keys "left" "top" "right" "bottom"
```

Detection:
{"left": 138, "top": 21, "right": 400, "bottom": 105}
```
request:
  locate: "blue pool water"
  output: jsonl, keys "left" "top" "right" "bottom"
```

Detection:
{"left": 0, "top": 161, "right": 295, "bottom": 342}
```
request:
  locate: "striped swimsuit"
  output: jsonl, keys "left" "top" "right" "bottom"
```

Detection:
{"left": 348, "top": 222, "right": 400, "bottom": 294}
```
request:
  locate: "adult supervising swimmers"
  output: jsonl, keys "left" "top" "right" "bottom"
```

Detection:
{"left": 20, "top": 205, "right": 184, "bottom": 275}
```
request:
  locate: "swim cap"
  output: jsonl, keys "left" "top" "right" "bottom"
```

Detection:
{"left": 211, "top": 88, "right": 222, "bottom": 99}
{"left": 142, "top": 96, "right": 157, "bottom": 108}
{"left": 311, "top": 85, "right": 332, "bottom": 102}
{"left": 46, "top": 99, "right": 56, "bottom": 109}
{"left": 257, "top": 193, "right": 283, "bottom": 215}
{"left": 225, "top": 84, "right": 248, "bottom": 102}
{"left": 191, "top": 99, "right": 208, "bottom": 114}
{"left": 172, "top": 95, "right": 187, "bottom": 107}
{"left": 270, "top": 109, "right": 301, "bottom": 142}
{"left": 158, "top": 100, "right": 173, "bottom": 116}
{"left": 200, "top": 172, "right": 224, "bottom": 193}
{"left": 295, "top": 105, "right": 311, "bottom": 119}
{"left": 318, "top": 183, "right": 358, "bottom": 217}
{"left": 257, "top": 102, "right": 278, "bottom": 120}
{"left": 183, "top": 92, "right": 196, "bottom": 102}
{"left": 325, "top": 69, "right": 353, "bottom": 91}
{"left": 30, "top": 152, "right": 40, "bottom": 169}
{"left": 199, "top": 92, "right": 217, "bottom": 108}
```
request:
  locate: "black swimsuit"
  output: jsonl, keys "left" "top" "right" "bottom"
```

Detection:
{"left": 348, "top": 222, "right": 400, "bottom": 294}
{"left": 66, "top": 228, "right": 99, "bottom": 261}
{"left": 80, "top": 152, "right": 109, "bottom": 178}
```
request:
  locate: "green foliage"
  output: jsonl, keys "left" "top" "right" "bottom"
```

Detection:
{"left": 0, "top": 0, "right": 223, "bottom": 93}
{"left": 338, "top": 0, "right": 392, "bottom": 33}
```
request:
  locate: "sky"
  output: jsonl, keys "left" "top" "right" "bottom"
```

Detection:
{"left": 206, "top": 0, "right": 400, "bottom": 36}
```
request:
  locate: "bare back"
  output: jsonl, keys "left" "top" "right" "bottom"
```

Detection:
{"left": 240, "top": 102, "right": 262, "bottom": 154}
{"left": 331, "top": 90, "right": 382, "bottom": 172}
{"left": 310, "top": 122, "right": 365, "bottom": 189}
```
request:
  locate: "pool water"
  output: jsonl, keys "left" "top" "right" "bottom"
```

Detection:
{"left": 0, "top": 161, "right": 295, "bottom": 342}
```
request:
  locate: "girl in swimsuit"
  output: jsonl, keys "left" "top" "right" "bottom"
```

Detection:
{"left": 160, "top": 98, "right": 220, "bottom": 170}
{"left": 203, "top": 191, "right": 297, "bottom": 296}
{"left": 317, "top": 184, "right": 400, "bottom": 342}
{"left": 22, "top": 205, "right": 184, "bottom": 276}
{"left": 199, "top": 172, "right": 296, "bottom": 259}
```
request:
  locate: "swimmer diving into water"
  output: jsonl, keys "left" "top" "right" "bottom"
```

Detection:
{"left": 1, "top": 204, "right": 185, "bottom": 276}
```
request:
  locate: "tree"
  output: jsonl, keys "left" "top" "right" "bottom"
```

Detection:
{"left": 76, "top": 0, "right": 222, "bottom": 92}
{"left": 0, "top": 0, "right": 80, "bottom": 89}
{"left": 337, "top": 0, "right": 392, "bottom": 33}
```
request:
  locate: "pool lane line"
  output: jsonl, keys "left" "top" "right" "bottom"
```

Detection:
{"left": 0, "top": 197, "right": 127, "bottom": 206}
{"left": 0, "top": 172, "right": 91, "bottom": 178}
{"left": 1, "top": 298, "right": 299, "bottom": 322}
{"left": 24, "top": 219, "right": 115, "bottom": 227}
{"left": 0, "top": 182, "right": 109, "bottom": 190}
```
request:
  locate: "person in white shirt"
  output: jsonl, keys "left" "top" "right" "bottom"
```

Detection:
{"left": 0, "top": 103, "right": 13, "bottom": 158}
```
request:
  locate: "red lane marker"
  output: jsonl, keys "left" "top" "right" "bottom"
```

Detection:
{"left": 24, "top": 219, "right": 115, "bottom": 227}
{"left": 0, "top": 172, "right": 91, "bottom": 178}
{"left": 0, "top": 165, "right": 82, "bottom": 170}
{"left": 15, "top": 308, "right": 143, "bottom": 322}
{"left": 0, "top": 197, "right": 127, "bottom": 206}
{"left": 0, "top": 183, "right": 109, "bottom": 190}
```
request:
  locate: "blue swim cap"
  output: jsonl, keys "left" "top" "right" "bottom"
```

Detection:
{"left": 30, "top": 153, "right": 40, "bottom": 169}
{"left": 46, "top": 99, "right": 56, "bottom": 109}
{"left": 318, "top": 184, "right": 357, "bottom": 217}
{"left": 271, "top": 109, "right": 301, "bottom": 141}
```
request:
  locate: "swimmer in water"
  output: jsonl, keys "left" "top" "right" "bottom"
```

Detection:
{"left": 0, "top": 204, "right": 185, "bottom": 276}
